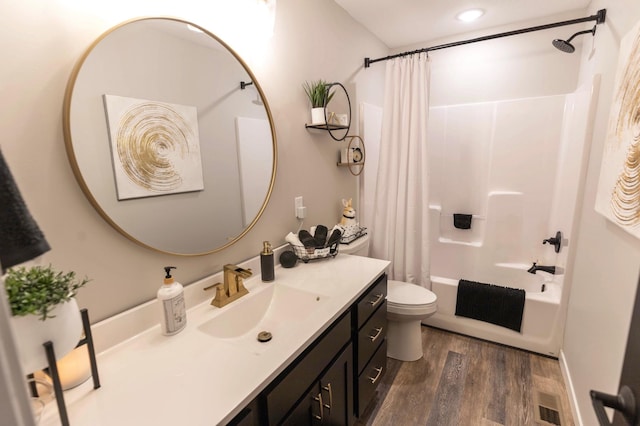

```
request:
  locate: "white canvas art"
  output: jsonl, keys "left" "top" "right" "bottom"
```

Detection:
{"left": 595, "top": 21, "right": 640, "bottom": 238}
{"left": 103, "top": 95, "right": 204, "bottom": 200}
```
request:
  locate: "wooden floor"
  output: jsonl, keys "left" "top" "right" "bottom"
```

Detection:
{"left": 357, "top": 326, "right": 574, "bottom": 426}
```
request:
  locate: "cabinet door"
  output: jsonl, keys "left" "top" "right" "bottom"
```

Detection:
{"left": 320, "top": 344, "right": 353, "bottom": 426}
{"left": 281, "top": 344, "right": 354, "bottom": 426}
{"left": 266, "top": 314, "right": 351, "bottom": 425}
{"left": 281, "top": 384, "right": 321, "bottom": 426}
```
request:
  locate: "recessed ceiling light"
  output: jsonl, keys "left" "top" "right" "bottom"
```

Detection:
{"left": 456, "top": 9, "right": 484, "bottom": 22}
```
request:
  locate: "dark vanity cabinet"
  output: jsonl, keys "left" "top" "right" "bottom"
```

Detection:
{"left": 281, "top": 345, "right": 353, "bottom": 425}
{"left": 264, "top": 311, "right": 353, "bottom": 425}
{"left": 232, "top": 273, "right": 387, "bottom": 426}
{"left": 353, "top": 274, "right": 388, "bottom": 417}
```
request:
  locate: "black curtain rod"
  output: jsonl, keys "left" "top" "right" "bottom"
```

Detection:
{"left": 364, "top": 8, "right": 606, "bottom": 68}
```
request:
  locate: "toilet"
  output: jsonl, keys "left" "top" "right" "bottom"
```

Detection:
{"left": 340, "top": 234, "right": 438, "bottom": 361}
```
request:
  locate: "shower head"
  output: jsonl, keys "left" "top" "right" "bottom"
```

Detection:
{"left": 552, "top": 26, "right": 597, "bottom": 53}
{"left": 552, "top": 38, "right": 576, "bottom": 53}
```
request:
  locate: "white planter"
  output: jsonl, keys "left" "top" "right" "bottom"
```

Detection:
{"left": 311, "top": 107, "right": 326, "bottom": 125}
{"left": 11, "top": 298, "right": 83, "bottom": 374}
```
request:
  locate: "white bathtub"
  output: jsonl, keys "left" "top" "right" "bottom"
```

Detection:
{"left": 423, "top": 263, "right": 563, "bottom": 357}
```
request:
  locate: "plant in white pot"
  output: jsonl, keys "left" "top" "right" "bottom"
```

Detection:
{"left": 4, "top": 264, "right": 90, "bottom": 374}
{"left": 303, "top": 79, "right": 334, "bottom": 124}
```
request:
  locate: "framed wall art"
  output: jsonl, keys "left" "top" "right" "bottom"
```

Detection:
{"left": 103, "top": 94, "right": 204, "bottom": 200}
{"left": 595, "top": 21, "right": 640, "bottom": 237}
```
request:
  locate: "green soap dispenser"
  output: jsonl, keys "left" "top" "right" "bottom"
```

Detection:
{"left": 157, "top": 266, "right": 187, "bottom": 335}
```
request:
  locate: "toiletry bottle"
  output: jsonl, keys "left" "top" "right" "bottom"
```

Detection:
{"left": 261, "top": 241, "right": 275, "bottom": 282}
{"left": 157, "top": 266, "right": 187, "bottom": 335}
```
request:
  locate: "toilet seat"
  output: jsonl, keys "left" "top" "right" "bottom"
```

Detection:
{"left": 387, "top": 280, "right": 437, "bottom": 316}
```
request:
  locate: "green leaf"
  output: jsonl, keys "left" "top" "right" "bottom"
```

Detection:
{"left": 3, "top": 265, "right": 91, "bottom": 321}
{"left": 302, "top": 79, "right": 335, "bottom": 108}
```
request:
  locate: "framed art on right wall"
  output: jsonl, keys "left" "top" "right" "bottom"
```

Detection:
{"left": 595, "top": 20, "right": 640, "bottom": 238}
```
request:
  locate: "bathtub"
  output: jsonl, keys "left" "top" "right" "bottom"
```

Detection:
{"left": 423, "top": 263, "right": 563, "bottom": 357}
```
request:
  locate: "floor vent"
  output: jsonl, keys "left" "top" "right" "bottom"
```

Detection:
{"left": 533, "top": 390, "right": 563, "bottom": 425}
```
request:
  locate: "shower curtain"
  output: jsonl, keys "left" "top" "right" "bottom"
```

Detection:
{"left": 371, "top": 53, "right": 431, "bottom": 286}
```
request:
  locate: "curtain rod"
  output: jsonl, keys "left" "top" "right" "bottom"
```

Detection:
{"left": 364, "top": 8, "right": 606, "bottom": 68}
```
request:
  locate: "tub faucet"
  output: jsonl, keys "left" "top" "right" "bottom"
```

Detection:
{"left": 527, "top": 262, "right": 555, "bottom": 275}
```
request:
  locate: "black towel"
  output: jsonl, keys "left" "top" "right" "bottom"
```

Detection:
{"left": 325, "top": 228, "right": 342, "bottom": 248}
{"left": 313, "top": 225, "right": 328, "bottom": 248}
{"left": 455, "top": 279, "right": 525, "bottom": 332}
{"left": 0, "top": 148, "right": 50, "bottom": 273}
{"left": 453, "top": 213, "right": 472, "bottom": 229}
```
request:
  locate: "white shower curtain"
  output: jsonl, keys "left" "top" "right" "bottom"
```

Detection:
{"left": 371, "top": 53, "right": 430, "bottom": 287}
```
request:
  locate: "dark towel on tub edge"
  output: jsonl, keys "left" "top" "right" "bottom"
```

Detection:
{"left": 455, "top": 279, "right": 525, "bottom": 332}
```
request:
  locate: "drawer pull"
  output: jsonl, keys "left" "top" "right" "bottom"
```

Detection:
{"left": 368, "top": 327, "right": 383, "bottom": 342}
{"left": 368, "top": 293, "right": 384, "bottom": 307}
{"left": 368, "top": 366, "right": 384, "bottom": 384}
{"left": 322, "top": 383, "right": 333, "bottom": 414}
{"left": 313, "top": 393, "right": 323, "bottom": 421}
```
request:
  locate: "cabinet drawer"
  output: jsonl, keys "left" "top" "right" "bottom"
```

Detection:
{"left": 357, "top": 300, "right": 386, "bottom": 375}
{"left": 266, "top": 312, "right": 351, "bottom": 425}
{"left": 357, "top": 274, "right": 387, "bottom": 329}
{"left": 357, "top": 339, "right": 387, "bottom": 417}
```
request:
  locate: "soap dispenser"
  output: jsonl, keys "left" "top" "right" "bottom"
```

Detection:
{"left": 261, "top": 241, "right": 275, "bottom": 282}
{"left": 157, "top": 266, "right": 187, "bottom": 335}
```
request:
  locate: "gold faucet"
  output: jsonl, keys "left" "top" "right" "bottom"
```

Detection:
{"left": 205, "top": 264, "right": 252, "bottom": 308}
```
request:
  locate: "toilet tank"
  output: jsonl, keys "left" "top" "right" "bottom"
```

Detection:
{"left": 339, "top": 234, "right": 370, "bottom": 256}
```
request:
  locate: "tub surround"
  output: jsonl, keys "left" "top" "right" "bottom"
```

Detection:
{"left": 423, "top": 80, "right": 598, "bottom": 358}
{"left": 38, "top": 253, "right": 389, "bottom": 425}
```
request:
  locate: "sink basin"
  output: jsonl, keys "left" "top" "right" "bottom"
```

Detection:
{"left": 197, "top": 284, "right": 329, "bottom": 353}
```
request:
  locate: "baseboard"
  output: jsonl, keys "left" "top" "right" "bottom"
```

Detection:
{"left": 559, "top": 349, "right": 583, "bottom": 426}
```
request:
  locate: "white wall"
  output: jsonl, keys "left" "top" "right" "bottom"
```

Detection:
{"left": 392, "top": 10, "right": 585, "bottom": 106}
{"left": 0, "top": 0, "right": 387, "bottom": 322}
{"left": 563, "top": 1, "right": 640, "bottom": 425}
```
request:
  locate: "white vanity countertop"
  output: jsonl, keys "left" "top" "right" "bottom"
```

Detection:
{"left": 39, "top": 254, "right": 389, "bottom": 426}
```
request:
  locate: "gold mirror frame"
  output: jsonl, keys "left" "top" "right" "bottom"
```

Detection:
{"left": 63, "top": 17, "right": 277, "bottom": 256}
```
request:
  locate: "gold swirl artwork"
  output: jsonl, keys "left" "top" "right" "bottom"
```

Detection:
{"left": 103, "top": 95, "right": 204, "bottom": 200}
{"left": 596, "top": 22, "right": 640, "bottom": 237}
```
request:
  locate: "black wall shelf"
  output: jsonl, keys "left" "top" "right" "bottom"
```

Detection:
{"left": 304, "top": 82, "right": 351, "bottom": 141}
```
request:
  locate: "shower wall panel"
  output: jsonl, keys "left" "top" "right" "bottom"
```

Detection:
{"left": 429, "top": 95, "right": 566, "bottom": 268}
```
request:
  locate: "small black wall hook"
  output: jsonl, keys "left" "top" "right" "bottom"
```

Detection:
{"left": 543, "top": 231, "right": 562, "bottom": 253}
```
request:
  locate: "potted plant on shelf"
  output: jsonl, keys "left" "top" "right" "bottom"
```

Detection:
{"left": 4, "top": 264, "right": 90, "bottom": 374}
{"left": 303, "top": 79, "right": 334, "bottom": 125}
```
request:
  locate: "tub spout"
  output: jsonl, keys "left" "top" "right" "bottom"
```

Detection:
{"left": 527, "top": 262, "right": 555, "bottom": 275}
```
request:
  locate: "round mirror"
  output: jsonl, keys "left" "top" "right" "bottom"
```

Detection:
{"left": 63, "top": 18, "right": 277, "bottom": 255}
